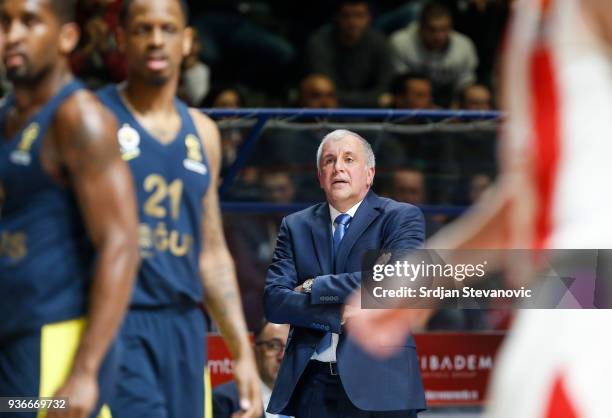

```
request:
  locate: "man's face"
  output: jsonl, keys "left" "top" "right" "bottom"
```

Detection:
{"left": 301, "top": 76, "right": 338, "bottom": 109}
{"left": 395, "top": 79, "right": 433, "bottom": 109}
{"left": 254, "top": 324, "right": 289, "bottom": 388}
{"left": 420, "top": 15, "right": 451, "bottom": 51}
{"left": 119, "top": 0, "right": 192, "bottom": 85}
{"left": 262, "top": 173, "right": 295, "bottom": 204}
{"left": 0, "top": 0, "right": 64, "bottom": 84}
{"left": 392, "top": 170, "right": 425, "bottom": 204}
{"left": 336, "top": 3, "right": 370, "bottom": 45}
{"left": 318, "top": 135, "right": 374, "bottom": 211}
{"left": 463, "top": 85, "right": 492, "bottom": 111}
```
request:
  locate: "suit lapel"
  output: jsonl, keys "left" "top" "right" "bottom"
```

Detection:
{"left": 310, "top": 203, "right": 333, "bottom": 274}
{"left": 334, "top": 191, "right": 381, "bottom": 273}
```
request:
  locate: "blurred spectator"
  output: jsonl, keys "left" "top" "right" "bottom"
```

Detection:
{"left": 232, "top": 171, "right": 296, "bottom": 282}
{"left": 458, "top": 83, "right": 494, "bottom": 110}
{"left": 71, "top": 0, "right": 126, "bottom": 88}
{"left": 390, "top": 168, "right": 426, "bottom": 205}
{"left": 384, "top": 73, "right": 442, "bottom": 178}
{"left": 305, "top": 0, "right": 394, "bottom": 107}
{"left": 206, "top": 86, "right": 260, "bottom": 201}
{"left": 254, "top": 171, "right": 296, "bottom": 269}
{"left": 222, "top": 172, "right": 296, "bottom": 331}
{"left": 391, "top": 72, "right": 435, "bottom": 109}
{"left": 178, "top": 28, "right": 211, "bottom": 107}
{"left": 449, "top": 84, "right": 498, "bottom": 182}
{"left": 261, "top": 171, "right": 296, "bottom": 204}
{"left": 383, "top": 168, "right": 442, "bottom": 238}
{"left": 191, "top": 1, "right": 295, "bottom": 96}
{"left": 469, "top": 173, "right": 492, "bottom": 203}
{"left": 390, "top": 1, "right": 478, "bottom": 107}
{"left": 206, "top": 86, "right": 246, "bottom": 168}
{"left": 254, "top": 75, "right": 338, "bottom": 172}
{"left": 443, "top": 0, "right": 510, "bottom": 86}
{"left": 298, "top": 74, "right": 338, "bottom": 109}
{"left": 208, "top": 86, "right": 246, "bottom": 109}
{"left": 213, "top": 322, "right": 291, "bottom": 418}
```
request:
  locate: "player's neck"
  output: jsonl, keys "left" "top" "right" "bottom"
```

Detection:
{"left": 12, "top": 65, "right": 73, "bottom": 113}
{"left": 121, "top": 77, "right": 178, "bottom": 116}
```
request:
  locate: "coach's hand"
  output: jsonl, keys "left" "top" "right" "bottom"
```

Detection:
{"left": 233, "top": 355, "right": 263, "bottom": 418}
{"left": 47, "top": 371, "right": 98, "bottom": 418}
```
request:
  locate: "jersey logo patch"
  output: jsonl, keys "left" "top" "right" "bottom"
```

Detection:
{"left": 10, "top": 122, "right": 39, "bottom": 166}
{"left": 183, "top": 134, "right": 207, "bottom": 175}
{"left": 118, "top": 123, "right": 141, "bottom": 161}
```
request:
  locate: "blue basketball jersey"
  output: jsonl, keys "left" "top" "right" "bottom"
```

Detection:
{"left": 0, "top": 80, "right": 93, "bottom": 339}
{"left": 97, "top": 85, "right": 210, "bottom": 308}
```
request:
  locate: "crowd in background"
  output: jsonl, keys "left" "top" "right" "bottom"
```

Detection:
{"left": 68, "top": 0, "right": 511, "bottom": 109}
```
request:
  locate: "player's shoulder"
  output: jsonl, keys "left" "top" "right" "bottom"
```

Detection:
{"left": 55, "top": 88, "right": 115, "bottom": 127}
{"left": 94, "top": 84, "right": 118, "bottom": 106}
{"left": 51, "top": 88, "right": 117, "bottom": 147}
{"left": 186, "top": 106, "right": 220, "bottom": 158}
{"left": 187, "top": 106, "right": 217, "bottom": 135}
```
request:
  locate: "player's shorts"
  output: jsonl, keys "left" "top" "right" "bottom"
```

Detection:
{"left": 0, "top": 317, "right": 118, "bottom": 418}
{"left": 109, "top": 305, "right": 208, "bottom": 418}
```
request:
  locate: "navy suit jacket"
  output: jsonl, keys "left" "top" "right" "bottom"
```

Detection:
{"left": 212, "top": 381, "right": 242, "bottom": 418}
{"left": 212, "top": 381, "right": 265, "bottom": 418}
{"left": 264, "top": 191, "right": 427, "bottom": 414}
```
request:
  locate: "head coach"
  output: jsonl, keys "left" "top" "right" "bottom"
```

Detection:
{"left": 264, "top": 129, "right": 426, "bottom": 418}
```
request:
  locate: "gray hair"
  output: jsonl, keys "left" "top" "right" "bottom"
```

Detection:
{"left": 316, "top": 129, "right": 376, "bottom": 171}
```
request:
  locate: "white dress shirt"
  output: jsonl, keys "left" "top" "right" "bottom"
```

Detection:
{"left": 310, "top": 199, "right": 363, "bottom": 362}
{"left": 262, "top": 380, "right": 294, "bottom": 418}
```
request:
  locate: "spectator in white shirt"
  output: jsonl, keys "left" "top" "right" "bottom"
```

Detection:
{"left": 390, "top": 1, "right": 478, "bottom": 107}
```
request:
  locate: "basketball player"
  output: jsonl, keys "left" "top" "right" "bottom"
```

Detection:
{"left": 0, "top": 1, "right": 140, "bottom": 418}
{"left": 97, "top": 1, "right": 261, "bottom": 417}
{"left": 349, "top": 0, "right": 612, "bottom": 416}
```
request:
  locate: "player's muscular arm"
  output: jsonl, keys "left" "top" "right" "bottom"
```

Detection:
{"left": 48, "top": 92, "right": 140, "bottom": 418}
{"left": 191, "top": 110, "right": 261, "bottom": 418}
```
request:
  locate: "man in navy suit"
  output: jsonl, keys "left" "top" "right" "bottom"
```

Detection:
{"left": 264, "top": 129, "right": 426, "bottom": 417}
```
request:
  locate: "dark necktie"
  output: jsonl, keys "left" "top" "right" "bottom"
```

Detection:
{"left": 315, "top": 213, "right": 352, "bottom": 354}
